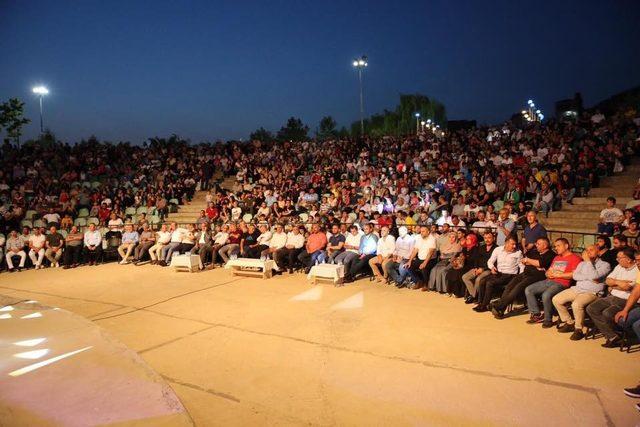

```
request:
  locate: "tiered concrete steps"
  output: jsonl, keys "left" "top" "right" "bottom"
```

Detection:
{"left": 167, "top": 191, "right": 209, "bottom": 224}
{"left": 541, "top": 159, "right": 639, "bottom": 233}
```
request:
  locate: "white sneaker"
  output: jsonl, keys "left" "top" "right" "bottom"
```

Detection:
{"left": 119, "top": 260, "right": 127, "bottom": 265}
{"left": 55, "top": 262, "right": 60, "bottom": 268}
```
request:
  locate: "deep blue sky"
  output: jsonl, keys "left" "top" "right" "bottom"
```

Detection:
{"left": 1, "top": 0, "right": 639, "bottom": 143}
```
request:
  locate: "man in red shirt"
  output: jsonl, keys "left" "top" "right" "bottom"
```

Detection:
{"left": 297, "top": 224, "right": 327, "bottom": 274}
{"left": 205, "top": 202, "right": 219, "bottom": 221}
{"left": 97, "top": 203, "right": 111, "bottom": 225}
{"left": 524, "top": 238, "right": 582, "bottom": 327}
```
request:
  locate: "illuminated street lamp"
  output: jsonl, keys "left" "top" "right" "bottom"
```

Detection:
{"left": 32, "top": 86, "right": 49, "bottom": 134}
{"left": 352, "top": 56, "right": 368, "bottom": 137}
{"left": 522, "top": 99, "right": 544, "bottom": 123}
{"left": 414, "top": 112, "right": 420, "bottom": 134}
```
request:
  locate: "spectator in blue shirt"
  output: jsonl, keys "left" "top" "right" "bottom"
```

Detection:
{"left": 118, "top": 224, "right": 139, "bottom": 264}
{"left": 521, "top": 211, "right": 547, "bottom": 254}
{"left": 344, "top": 223, "right": 378, "bottom": 282}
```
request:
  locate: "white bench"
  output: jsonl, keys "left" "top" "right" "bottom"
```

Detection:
{"left": 170, "top": 254, "right": 200, "bottom": 273}
{"left": 225, "top": 258, "right": 274, "bottom": 279}
{"left": 307, "top": 263, "right": 345, "bottom": 286}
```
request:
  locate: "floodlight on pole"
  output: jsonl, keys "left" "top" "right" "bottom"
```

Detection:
{"left": 32, "top": 86, "right": 49, "bottom": 134}
{"left": 352, "top": 55, "right": 368, "bottom": 137}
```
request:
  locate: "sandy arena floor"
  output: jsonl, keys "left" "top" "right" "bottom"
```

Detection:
{"left": 0, "top": 263, "right": 638, "bottom": 426}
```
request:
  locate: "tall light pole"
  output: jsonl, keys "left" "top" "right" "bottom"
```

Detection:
{"left": 32, "top": 86, "right": 49, "bottom": 134}
{"left": 414, "top": 112, "right": 420, "bottom": 134}
{"left": 352, "top": 55, "right": 368, "bottom": 137}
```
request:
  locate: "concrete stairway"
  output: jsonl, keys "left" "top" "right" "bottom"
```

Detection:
{"left": 167, "top": 191, "right": 209, "bottom": 224}
{"left": 167, "top": 173, "right": 237, "bottom": 224}
{"left": 540, "top": 159, "right": 639, "bottom": 233}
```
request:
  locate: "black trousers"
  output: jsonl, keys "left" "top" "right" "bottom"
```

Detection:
{"left": 245, "top": 244, "right": 268, "bottom": 259}
{"left": 409, "top": 258, "right": 437, "bottom": 286}
{"left": 274, "top": 247, "right": 303, "bottom": 269}
{"left": 478, "top": 272, "right": 516, "bottom": 308}
{"left": 83, "top": 246, "right": 103, "bottom": 263}
{"left": 347, "top": 254, "right": 376, "bottom": 279}
{"left": 177, "top": 243, "right": 194, "bottom": 254}
{"left": 493, "top": 274, "right": 543, "bottom": 311}
{"left": 64, "top": 245, "right": 82, "bottom": 266}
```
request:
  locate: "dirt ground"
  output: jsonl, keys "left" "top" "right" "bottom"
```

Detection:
{"left": 0, "top": 263, "right": 638, "bottom": 426}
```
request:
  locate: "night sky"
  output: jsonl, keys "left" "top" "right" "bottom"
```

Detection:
{"left": 1, "top": 0, "right": 639, "bottom": 143}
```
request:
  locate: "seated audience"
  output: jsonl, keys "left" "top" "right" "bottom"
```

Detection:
{"left": 491, "top": 237, "right": 555, "bottom": 319}
{"left": 82, "top": 223, "right": 103, "bottom": 265}
{"left": 149, "top": 223, "right": 172, "bottom": 264}
{"left": 551, "top": 245, "right": 611, "bottom": 337}
{"left": 5, "top": 230, "right": 27, "bottom": 271}
{"left": 369, "top": 226, "right": 395, "bottom": 283}
{"left": 597, "top": 197, "right": 624, "bottom": 235}
{"left": 385, "top": 226, "right": 415, "bottom": 287}
{"left": 118, "top": 224, "right": 139, "bottom": 264}
{"left": 462, "top": 231, "right": 497, "bottom": 304}
{"left": 524, "top": 238, "right": 582, "bottom": 327}
{"left": 133, "top": 223, "right": 156, "bottom": 265}
{"left": 45, "top": 226, "right": 65, "bottom": 268}
{"left": 407, "top": 225, "right": 438, "bottom": 290}
{"left": 28, "top": 227, "right": 46, "bottom": 269}
{"left": 63, "top": 226, "right": 83, "bottom": 268}
{"left": 586, "top": 248, "right": 638, "bottom": 346}
{"left": 474, "top": 237, "right": 522, "bottom": 313}
{"left": 273, "top": 225, "right": 305, "bottom": 273}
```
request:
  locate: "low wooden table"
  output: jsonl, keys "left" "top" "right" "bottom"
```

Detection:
{"left": 225, "top": 258, "right": 274, "bottom": 279}
{"left": 170, "top": 254, "right": 200, "bottom": 273}
{"left": 307, "top": 263, "right": 345, "bottom": 286}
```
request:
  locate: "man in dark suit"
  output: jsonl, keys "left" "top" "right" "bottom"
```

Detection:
{"left": 193, "top": 222, "right": 213, "bottom": 270}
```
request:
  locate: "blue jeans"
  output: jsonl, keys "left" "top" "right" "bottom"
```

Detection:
{"left": 617, "top": 306, "right": 640, "bottom": 341}
{"left": 162, "top": 242, "right": 181, "bottom": 263}
{"left": 524, "top": 280, "right": 565, "bottom": 321}
{"left": 386, "top": 259, "right": 411, "bottom": 285}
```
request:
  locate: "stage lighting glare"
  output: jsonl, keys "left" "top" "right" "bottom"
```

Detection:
{"left": 14, "top": 338, "right": 47, "bottom": 347}
{"left": 8, "top": 346, "right": 93, "bottom": 377}
{"left": 21, "top": 312, "right": 43, "bottom": 319}
{"left": 15, "top": 349, "right": 49, "bottom": 360}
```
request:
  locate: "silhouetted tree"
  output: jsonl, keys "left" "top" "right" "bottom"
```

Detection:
{"left": 277, "top": 117, "right": 309, "bottom": 142}
{"left": 0, "top": 98, "right": 31, "bottom": 145}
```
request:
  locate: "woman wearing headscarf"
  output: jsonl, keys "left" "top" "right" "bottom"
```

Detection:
{"left": 427, "top": 232, "right": 463, "bottom": 293}
{"left": 445, "top": 233, "right": 479, "bottom": 297}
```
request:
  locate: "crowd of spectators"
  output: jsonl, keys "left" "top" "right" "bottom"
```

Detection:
{"left": 1, "top": 110, "right": 640, "bottom": 351}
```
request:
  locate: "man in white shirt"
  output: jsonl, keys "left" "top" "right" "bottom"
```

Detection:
{"left": 83, "top": 223, "right": 103, "bottom": 265}
{"left": 28, "top": 228, "right": 46, "bottom": 269}
{"left": 230, "top": 201, "right": 242, "bottom": 222}
{"left": 385, "top": 226, "right": 415, "bottom": 287}
{"left": 586, "top": 248, "right": 638, "bottom": 346}
{"left": 474, "top": 237, "right": 523, "bottom": 312}
{"left": 160, "top": 223, "right": 185, "bottom": 265}
{"left": 406, "top": 225, "right": 437, "bottom": 290}
{"left": 262, "top": 224, "right": 287, "bottom": 260}
{"left": 245, "top": 224, "right": 272, "bottom": 259}
{"left": 597, "top": 196, "right": 624, "bottom": 235}
{"left": 274, "top": 225, "right": 305, "bottom": 273}
{"left": 5, "top": 230, "right": 26, "bottom": 271}
{"left": 149, "top": 223, "right": 172, "bottom": 264}
{"left": 208, "top": 224, "right": 230, "bottom": 268}
{"left": 369, "top": 226, "right": 395, "bottom": 283}
{"left": 334, "top": 225, "right": 362, "bottom": 272}
{"left": 42, "top": 208, "right": 61, "bottom": 227}
{"left": 471, "top": 211, "right": 491, "bottom": 232}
